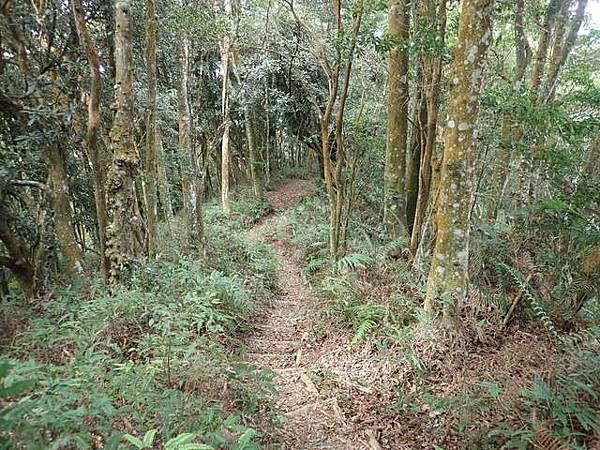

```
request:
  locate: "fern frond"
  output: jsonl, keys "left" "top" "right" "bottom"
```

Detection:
{"left": 494, "top": 259, "right": 559, "bottom": 338}
{"left": 334, "top": 253, "right": 375, "bottom": 273}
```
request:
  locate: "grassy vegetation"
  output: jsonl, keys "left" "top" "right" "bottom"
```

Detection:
{"left": 276, "top": 183, "right": 600, "bottom": 449}
{"left": 0, "top": 194, "right": 279, "bottom": 450}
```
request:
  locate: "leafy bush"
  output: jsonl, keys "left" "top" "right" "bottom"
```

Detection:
{"left": 0, "top": 199, "right": 277, "bottom": 449}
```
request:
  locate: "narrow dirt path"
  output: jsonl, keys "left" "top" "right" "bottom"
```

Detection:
{"left": 245, "top": 179, "right": 365, "bottom": 450}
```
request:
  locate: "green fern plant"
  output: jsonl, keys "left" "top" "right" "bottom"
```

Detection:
{"left": 494, "top": 259, "right": 559, "bottom": 338}
{"left": 334, "top": 252, "right": 375, "bottom": 273}
{"left": 123, "top": 430, "right": 213, "bottom": 449}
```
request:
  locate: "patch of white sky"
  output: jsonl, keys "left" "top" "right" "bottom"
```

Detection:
{"left": 586, "top": 0, "right": 600, "bottom": 31}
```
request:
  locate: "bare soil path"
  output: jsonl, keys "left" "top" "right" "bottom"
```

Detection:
{"left": 245, "top": 179, "right": 368, "bottom": 450}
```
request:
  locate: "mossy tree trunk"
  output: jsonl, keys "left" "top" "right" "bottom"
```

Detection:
{"left": 144, "top": 0, "right": 159, "bottom": 256}
{"left": 106, "top": 0, "right": 146, "bottom": 283}
{"left": 71, "top": 0, "right": 109, "bottom": 280}
{"left": 424, "top": 0, "right": 495, "bottom": 322}
{"left": 383, "top": 0, "right": 410, "bottom": 244}
{"left": 46, "top": 143, "right": 85, "bottom": 276}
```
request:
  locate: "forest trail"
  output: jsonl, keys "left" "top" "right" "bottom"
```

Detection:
{"left": 245, "top": 179, "right": 365, "bottom": 450}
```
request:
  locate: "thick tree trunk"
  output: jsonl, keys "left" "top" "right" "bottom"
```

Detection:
{"left": 144, "top": 0, "right": 159, "bottom": 256}
{"left": 0, "top": 205, "right": 36, "bottom": 297}
{"left": 71, "top": 0, "right": 109, "bottom": 280}
{"left": 105, "top": 0, "right": 145, "bottom": 283}
{"left": 424, "top": 0, "right": 495, "bottom": 322}
{"left": 45, "top": 143, "right": 85, "bottom": 275}
{"left": 383, "top": 0, "right": 410, "bottom": 242}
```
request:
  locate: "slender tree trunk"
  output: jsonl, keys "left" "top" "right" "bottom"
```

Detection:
{"left": 177, "top": 27, "right": 203, "bottom": 242}
{"left": 543, "top": 0, "right": 587, "bottom": 102}
{"left": 529, "top": 0, "right": 561, "bottom": 103}
{"left": 410, "top": 0, "right": 446, "bottom": 255}
{"left": 220, "top": 0, "right": 232, "bottom": 215}
{"left": 383, "top": 0, "right": 410, "bottom": 243}
{"left": 406, "top": 73, "right": 426, "bottom": 236}
{"left": 488, "top": 0, "right": 529, "bottom": 221}
{"left": 157, "top": 132, "right": 174, "bottom": 222}
{"left": 71, "top": 0, "right": 108, "bottom": 280}
{"left": 424, "top": 0, "right": 495, "bottom": 323}
{"left": 144, "top": 0, "right": 159, "bottom": 256}
{"left": 320, "top": 0, "right": 364, "bottom": 260}
{"left": 231, "top": 51, "right": 264, "bottom": 200}
{"left": 106, "top": 0, "right": 145, "bottom": 283}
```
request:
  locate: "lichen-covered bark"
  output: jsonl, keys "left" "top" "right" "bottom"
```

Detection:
{"left": 46, "top": 143, "right": 85, "bottom": 275}
{"left": 584, "top": 132, "right": 600, "bottom": 178}
{"left": 144, "top": 0, "right": 159, "bottom": 256}
{"left": 383, "top": 0, "right": 410, "bottom": 241}
{"left": 71, "top": 0, "right": 108, "bottom": 280}
{"left": 105, "top": 0, "right": 145, "bottom": 283}
{"left": 424, "top": 0, "right": 495, "bottom": 320}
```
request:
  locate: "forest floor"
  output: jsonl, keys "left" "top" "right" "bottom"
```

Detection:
{"left": 245, "top": 179, "right": 376, "bottom": 449}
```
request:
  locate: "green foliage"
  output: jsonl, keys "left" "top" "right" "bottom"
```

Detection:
{"left": 122, "top": 430, "right": 213, "bottom": 449}
{"left": 0, "top": 207, "right": 278, "bottom": 449}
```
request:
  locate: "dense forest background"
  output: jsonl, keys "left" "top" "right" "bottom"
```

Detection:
{"left": 1, "top": 0, "right": 599, "bottom": 448}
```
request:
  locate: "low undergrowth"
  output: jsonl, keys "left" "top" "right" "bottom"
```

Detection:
{"left": 277, "top": 188, "right": 600, "bottom": 449}
{"left": 0, "top": 195, "right": 279, "bottom": 449}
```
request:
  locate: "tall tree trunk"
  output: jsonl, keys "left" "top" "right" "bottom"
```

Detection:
{"left": 529, "top": 0, "right": 561, "bottom": 103}
{"left": 320, "top": 0, "right": 364, "bottom": 259}
{"left": 177, "top": 27, "right": 203, "bottom": 242}
{"left": 220, "top": 0, "right": 232, "bottom": 215}
{"left": 157, "top": 132, "right": 174, "bottom": 223}
{"left": 406, "top": 71, "right": 426, "bottom": 237}
{"left": 105, "top": 0, "right": 145, "bottom": 283}
{"left": 71, "top": 0, "right": 109, "bottom": 280}
{"left": 231, "top": 50, "right": 264, "bottom": 200}
{"left": 45, "top": 143, "right": 85, "bottom": 275}
{"left": 424, "top": 0, "right": 495, "bottom": 323}
{"left": 0, "top": 204, "right": 36, "bottom": 297}
{"left": 144, "top": 0, "right": 159, "bottom": 256}
{"left": 487, "top": 0, "right": 529, "bottom": 221}
{"left": 542, "top": 0, "right": 587, "bottom": 102}
{"left": 410, "top": 0, "right": 446, "bottom": 256}
{"left": 383, "top": 0, "right": 410, "bottom": 243}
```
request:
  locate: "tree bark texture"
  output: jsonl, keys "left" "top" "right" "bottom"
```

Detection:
{"left": 105, "top": 0, "right": 146, "bottom": 283}
{"left": 383, "top": 0, "right": 410, "bottom": 241}
{"left": 424, "top": 0, "right": 495, "bottom": 320}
